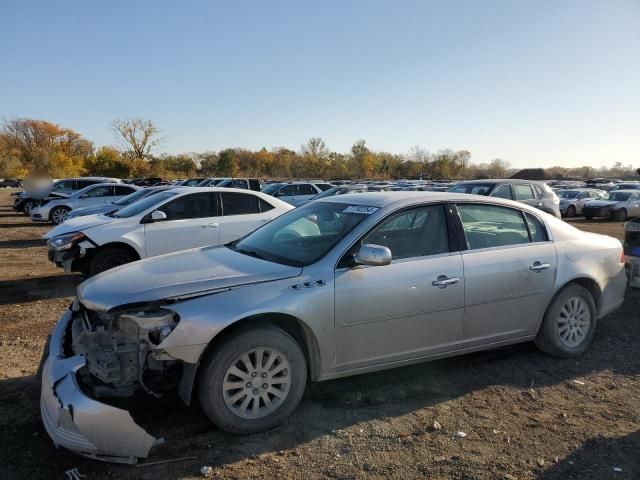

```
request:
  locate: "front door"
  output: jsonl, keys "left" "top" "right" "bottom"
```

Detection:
{"left": 144, "top": 192, "right": 220, "bottom": 257}
{"left": 334, "top": 205, "right": 465, "bottom": 371}
{"left": 455, "top": 203, "right": 557, "bottom": 346}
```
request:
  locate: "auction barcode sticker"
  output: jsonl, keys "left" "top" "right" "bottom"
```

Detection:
{"left": 342, "top": 205, "right": 379, "bottom": 214}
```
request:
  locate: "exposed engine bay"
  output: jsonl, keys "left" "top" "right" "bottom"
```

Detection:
{"left": 71, "top": 307, "right": 181, "bottom": 399}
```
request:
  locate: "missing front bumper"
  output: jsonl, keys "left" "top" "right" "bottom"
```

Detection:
{"left": 40, "top": 310, "right": 160, "bottom": 464}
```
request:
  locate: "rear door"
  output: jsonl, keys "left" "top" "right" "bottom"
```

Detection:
{"left": 513, "top": 183, "right": 539, "bottom": 208}
{"left": 455, "top": 203, "right": 557, "bottom": 345}
{"left": 143, "top": 192, "right": 220, "bottom": 257}
{"left": 218, "top": 192, "right": 276, "bottom": 242}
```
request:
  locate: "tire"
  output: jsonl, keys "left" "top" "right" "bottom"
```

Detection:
{"left": 611, "top": 209, "right": 626, "bottom": 222}
{"left": 50, "top": 206, "right": 71, "bottom": 225}
{"left": 23, "top": 200, "right": 34, "bottom": 216}
{"left": 535, "top": 284, "right": 597, "bottom": 358}
{"left": 584, "top": 215, "right": 594, "bottom": 220}
{"left": 198, "top": 325, "right": 307, "bottom": 434}
{"left": 565, "top": 205, "right": 576, "bottom": 218}
{"left": 89, "top": 247, "right": 137, "bottom": 275}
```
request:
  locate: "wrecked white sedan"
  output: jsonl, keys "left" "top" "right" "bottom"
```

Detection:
{"left": 41, "top": 192, "right": 627, "bottom": 463}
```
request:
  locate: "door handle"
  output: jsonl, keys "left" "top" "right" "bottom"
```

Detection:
{"left": 529, "top": 262, "right": 551, "bottom": 272}
{"left": 432, "top": 276, "right": 459, "bottom": 288}
{"left": 201, "top": 223, "right": 219, "bottom": 228}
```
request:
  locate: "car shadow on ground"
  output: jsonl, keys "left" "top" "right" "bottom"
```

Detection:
{"left": 540, "top": 431, "right": 639, "bottom": 479}
{"left": 0, "top": 274, "right": 82, "bottom": 305}
{"left": 3, "top": 305, "right": 639, "bottom": 480}
{"left": 0, "top": 238, "right": 45, "bottom": 249}
{"left": 0, "top": 222, "right": 49, "bottom": 229}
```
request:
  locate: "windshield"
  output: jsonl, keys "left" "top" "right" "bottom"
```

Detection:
{"left": 113, "top": 189, "right": 148, "bottom": 205}
{"left": 113, "top": 191, "right": 177, "bottom": 218}
{"left": 230, "top": 201, "right": 376, "bottom": 267}
{"left": 605, "top": 192, "right": 632, "bottom": 202}
{"left": 261, "top": 183, "right": 285, "bottom": 194}
{"left": 558, "top": 190, "right": 580, "bottom": 199}
{"left": 448, "top": 183, "right": 493, "bottom": 195}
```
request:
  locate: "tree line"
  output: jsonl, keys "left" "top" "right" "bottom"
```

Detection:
{"left": 0, "top": 117, "right": 634, "bottom": 181}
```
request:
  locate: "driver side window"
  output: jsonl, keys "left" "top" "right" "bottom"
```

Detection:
{"left": 361, "top": 205, "right": 449, "bottom": 260}
{"left": 158, "top": 193, "right": 216, "bottom": 220}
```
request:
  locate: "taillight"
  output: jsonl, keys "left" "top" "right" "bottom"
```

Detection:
{"left": 621, "top": 249, "right": 626, "bottom": 264}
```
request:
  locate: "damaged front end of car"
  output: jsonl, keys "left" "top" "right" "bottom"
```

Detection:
{"left": 40, "top": 299, "right": 185, "bottom": 464}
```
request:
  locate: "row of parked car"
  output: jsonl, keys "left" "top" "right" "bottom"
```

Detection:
{"left": 37, "top": 175, "right": 628, "bottom": 464}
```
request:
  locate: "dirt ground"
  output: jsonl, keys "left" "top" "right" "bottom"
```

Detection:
{"left": 0, "top": 188, "right": 638, "bottom": 480}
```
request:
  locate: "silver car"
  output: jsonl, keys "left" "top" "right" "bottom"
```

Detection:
{"left": 558, "top": 189, "right": 605, "bottom": 218}
{"left": 40, "top": 192, "right": 626, "bottom": 463}
{"left": 582, "top": 190, "right": 640, "bottom": 221}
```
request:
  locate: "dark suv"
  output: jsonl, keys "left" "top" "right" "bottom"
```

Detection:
{"left": 448, "top": 179, "right": 561, "bottom": 218}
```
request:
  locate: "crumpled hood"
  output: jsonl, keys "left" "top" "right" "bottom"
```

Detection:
{"left": 584, "top": 200, "right": 620, "bottom": 208}
{"left": 43, "top": 214, "right": 117, "bottom": 240}
{"left": 77, "top": 245, "right": 302, "bottom": 312}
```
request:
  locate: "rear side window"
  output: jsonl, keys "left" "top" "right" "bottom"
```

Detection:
{"left": 160, "top": 193, "right": 216, "bottom": 220}
{"left": 259, "top": 198, "right": 275, "bottom": 212}
{"left": 457, "top": 204, "right": 530, "bottom": 249}
{"left": 316, "top": 183, "right": 333, "bottom": 192}
{"left": 490, "top": 184, "right": 513, "bottom": 199}
{"left": 297, "top": 184, "right": 317, "bottom": 195}
{"left": 221, "top": 192, "right": 261, "bottom": 215}
{"left": 533, "top": 185, "right": 545, "bottom": 197}
{"left": 514, "top": 184, "right": 535, "bottom": 200}
{"left": 525, "top": 213, "right": 548, "bottom": 242}
{"left": 115, "top": 185, "right": 136, "bottom": 195}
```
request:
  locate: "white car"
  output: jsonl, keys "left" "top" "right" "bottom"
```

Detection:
{"left": 269, "top": 182, "right": 334, "bottom": 206}
{"left": 31, "top": 183, "right": 140, "bottom": 224}
{"left": 44, "top": 187, "right": 293, "bottom": 275}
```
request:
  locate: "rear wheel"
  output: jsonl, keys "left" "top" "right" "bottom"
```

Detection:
{"left": 535, "top": 284, "right": 597, "bottom": 357}
{"left": 50, "top": 206, "right": 71, "bottom": 225}
{"left": 89, "top": 247, "right": 137, "bottom": 275}
{"left": 198, "top": 325, "right": 307, "bottom": 434}
{"left": 565, "top": 205, "right": 576, "bottom": 218}
{"left": 584, "top": 215, "right": 594, "bottom": 220}
{"left": 611, "top": 209, "right": 627, "bottom": 222}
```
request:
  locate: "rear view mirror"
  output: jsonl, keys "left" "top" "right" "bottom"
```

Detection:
{"left": 151, "top": 210, "right": 167, "bottom": 222}
{"left": 355, "top": 244, "right": 392, "bottom": 267}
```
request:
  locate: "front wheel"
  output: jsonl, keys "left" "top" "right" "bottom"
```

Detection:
{"left": 23, "top": 200, "right": 34, "bottom": 215}
{"left": 198, "top": 325, "right": 307, "bottom": 434}
{"left": 50, "top": 206, "right": 71, "bottom": 225}
{"left": 611, "top": 209, "right": 627, "bottom": 222}
{"left": 535, "top": 284, "right": 597, "bottom": 357}
{"left": 89, "top": 247, "right": 137, "bottom": 275}
{"left": 565, "top": 205, "right": 576, "bottom": 218}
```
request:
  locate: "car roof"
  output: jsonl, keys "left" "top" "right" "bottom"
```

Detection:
{"left": 318, "top": 190, "right": 531, "bottom": 209}
{"left": 455, "top": 179, "right": 544, "bottom": 185}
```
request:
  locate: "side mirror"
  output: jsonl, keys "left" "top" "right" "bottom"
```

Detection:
{"left": 151, "top": 210, "right": 167, "bottom": 222}
{"left": 355, "top": 244, "right": 392, "bottom": 267}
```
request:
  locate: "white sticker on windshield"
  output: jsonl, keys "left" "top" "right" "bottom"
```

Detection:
{"left": 342, "top": 205, "right": 379, "bottom": 215}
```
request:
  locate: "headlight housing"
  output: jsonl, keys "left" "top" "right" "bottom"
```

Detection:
{"left": 48, "top": 232, "right": 86, "bottom": 251}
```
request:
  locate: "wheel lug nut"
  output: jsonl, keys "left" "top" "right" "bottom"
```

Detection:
{"left": 251, "top": 372, "right": 257, "bottom": 377}
{"left": 246, "top": 382, "right": 251, "bottom": 388}
{"left": 263, "top": 383, "right": 268, "bottom": 389}
{"left": 253, "top": 389, "right": 259, "bottom": 395}
{"left": 261, "top": 372, "right": 267, "bottom": 378}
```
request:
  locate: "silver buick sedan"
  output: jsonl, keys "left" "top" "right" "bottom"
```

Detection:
{"left": 40, "top": 192, "right": 626, "bottom": 463}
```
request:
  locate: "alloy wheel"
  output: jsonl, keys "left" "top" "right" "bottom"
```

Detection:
{"left": 222, "top": 347, "right": 291, "bottom": 420}
{"left": 52, "top": 208, "right": 69, "bottom": 224}
{"left": 557, "top": 296, "right": 591, "bottom": 347}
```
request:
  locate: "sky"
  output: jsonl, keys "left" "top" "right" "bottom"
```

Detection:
{"left": 1, "top": 0, "right": 639, "bottom": 169}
